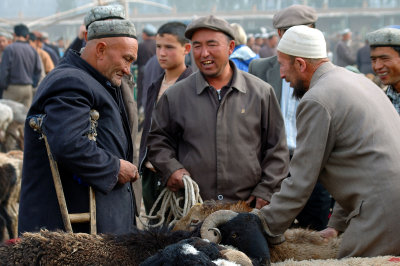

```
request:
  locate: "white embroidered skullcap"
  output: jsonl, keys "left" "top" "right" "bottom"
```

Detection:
{"left": 277, "top": 25, "right": 327, "bottom": 59}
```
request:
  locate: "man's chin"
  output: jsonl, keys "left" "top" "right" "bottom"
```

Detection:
{"left": 111, "top": 78, "right": 122, "bottom": 87}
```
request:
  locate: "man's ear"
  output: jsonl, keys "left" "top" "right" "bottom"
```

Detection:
{"left": 295, "top": 57, "right": 307, "bottom": 73}
{"left": 228, "top": 39, "right": 235, "bottom": 55}
{"left": 95, "top": 41, "right": 107, "bottom": 59}
{"left": 84, "top": 31, "right": 88, "bottom": 42}
{"left": 184, "top": 43, "right": 191, "bottom": 55}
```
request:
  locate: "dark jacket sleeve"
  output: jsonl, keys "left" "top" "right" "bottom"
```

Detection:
{"left": 32, "top": 50, "right": 42, "bottom": 88}
{"left": 146, "top": 93, "right": 184, "bottom": 183}
{"left": 41, "top": 76, "right": 120, "bottom": 194}
{"left": 0, "top": 49, "right": 11, "bottom": 92}
{"left": 252, "top": 86, "right": 289, "bottom": 201}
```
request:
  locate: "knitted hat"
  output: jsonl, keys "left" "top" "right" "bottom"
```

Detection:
{"left": 84, "top": 5, "right": 125, "bottom": 29}
{"left": 87, "top": 19, "right": 136, "bottom": 40}
{"left": 367, "top": 27, "right": 400, "bottom": 46}
{"left": 277, "top": 25, "right": 327, "bottom": 59}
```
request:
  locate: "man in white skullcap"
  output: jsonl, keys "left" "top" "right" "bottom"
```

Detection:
{"left": 19, "top": 6, "right": 140, "bottom": 235}
{"left": 251, "top": 25, "right": 400, "bottom": 257}
{"left": 249, "top": 5, "right": 332, "bottom": 232}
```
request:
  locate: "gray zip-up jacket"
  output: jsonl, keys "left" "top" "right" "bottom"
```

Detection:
{"left": 147, "top": 63, "right": 289, "bottom": 202}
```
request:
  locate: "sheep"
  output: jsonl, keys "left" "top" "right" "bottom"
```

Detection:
{"left": 0, "top": 103, "right": 13, "bottom": 151}
{"left": 140, "top": 237, "right": 253, "bottom": 266}
{"left": 173, "top": 200, "right": 340, "bottom": 263}
{"left": 0, "top": 163, "right": 17, "bottom": 242}
{"left": 0, "top": 99, "right": 28, "bottom": 151}
{"left": 0, "top": 151, "right": 23, "bottom": 241}
{"left": 272, "top": 255, "right": 400, "bottom": 266}
{"left": 0, "top": 210, "right": 269, "bottom": 265}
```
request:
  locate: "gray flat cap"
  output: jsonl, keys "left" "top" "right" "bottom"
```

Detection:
{"left": 87, "top": 20, "right": 136, "bottom": 40}
{"left": 143, "top": 24, "right": 157, "bottom": 36}
{"left": 273, "top": 5, "right": 317, "bottom": 29}
{"left": 367, "top": 27, "right": 400, "bottom": 46}
{"left": 185, "top": 15, "right": 235, "bottom": 40}
{"left": 84, "top": 5, "right": 125, "bottom": 29}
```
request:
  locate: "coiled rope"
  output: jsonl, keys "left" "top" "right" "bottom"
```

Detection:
{"left": 140, "top": 175, "right": 203, "bottom": 228}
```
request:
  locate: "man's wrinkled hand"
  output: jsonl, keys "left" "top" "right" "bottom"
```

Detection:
{"left": 167, "top": 168, "right": 189, "bottom": 192}
{"left": 246, "top": 195, "right": 270, "bottom": 209}
{"left": 118, "top": 159, "right": 139, "bottom": 184}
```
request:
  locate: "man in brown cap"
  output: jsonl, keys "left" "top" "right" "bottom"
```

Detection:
{"left": 249, "top": 4, "right": 332, "bottom": 231}
{"left": 19, "top": 7, "right": 140, "bottom": 235}
{"left": 147, "top": 15, "right": 288, "bottom": 209}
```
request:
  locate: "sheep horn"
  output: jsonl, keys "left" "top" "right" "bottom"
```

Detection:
{"left": 200, "top": 210, "right": 238, "bottom": 243}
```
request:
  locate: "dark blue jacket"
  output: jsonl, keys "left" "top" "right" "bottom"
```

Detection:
{"left": 19, "top": 50, "right": 135, "bottom": 235}
{"left": 0, "top": 41, "right": 42, "bottom": 92}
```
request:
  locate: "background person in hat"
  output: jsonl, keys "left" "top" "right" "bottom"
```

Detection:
{"left": 249, "top": 4, "right": 332, "bottom": 231}
{"left": 18, "top": 9, "right": 140, "bottom": 235}
{"left": 146, "top": 15, "right": 289, "bottom": 209}
{"left": 368, "top": 27, "right": 400, "bottom": 114}
{"left": 0, "top": 24, "right": 42, "bottom": 107}
{"left": 228, "top": 23, "right": 259, "bottom": 72}
{"left": 250, "top": 25, "right": 400, "bottom": 257}
{"left": 0, "top": 31, "right": 13, "bottom": 63}
{"left": 135, "top": 23, "right": 157, "bottom": 111}
{"left": 333, "top": 28, "right": 356, "bottom": 67}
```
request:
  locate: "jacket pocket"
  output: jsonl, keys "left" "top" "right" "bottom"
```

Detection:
{"left": 345, "top": 200, "right": 363, "bottom": 224}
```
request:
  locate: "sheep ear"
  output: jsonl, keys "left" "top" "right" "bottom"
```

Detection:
{"left": 200, "top": 210, "right": 238, "bottom": 243}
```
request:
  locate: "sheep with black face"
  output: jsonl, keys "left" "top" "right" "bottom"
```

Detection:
{"left": 201, "top": 210, "right": 271, "bottom": 265}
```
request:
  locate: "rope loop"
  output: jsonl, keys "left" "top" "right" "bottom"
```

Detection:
{"left": 140, "top": 175, "right": 203, "bottom": 228}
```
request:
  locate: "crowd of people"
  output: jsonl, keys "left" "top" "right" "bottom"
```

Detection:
{"left": 0, "top": 3, "right": 399, "bottom": 260}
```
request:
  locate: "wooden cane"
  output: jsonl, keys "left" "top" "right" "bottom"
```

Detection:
{"left": 29, "top": 111, "right": 98, "bottom": 235}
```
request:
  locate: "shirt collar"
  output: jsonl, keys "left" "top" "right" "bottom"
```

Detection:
{"left": 195, "top": 60, "right": 247, "bottom": 95}
{"left": 386, "top": 85, "right": 400, "bottom": 99}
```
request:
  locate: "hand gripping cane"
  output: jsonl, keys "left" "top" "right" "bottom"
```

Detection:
{"left": 29, "top": 110, "right": 99, "bottom": 234}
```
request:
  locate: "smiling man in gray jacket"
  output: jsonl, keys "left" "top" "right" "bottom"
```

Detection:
{"left": 147, "top": 15, "right": 289, "bottom": 209}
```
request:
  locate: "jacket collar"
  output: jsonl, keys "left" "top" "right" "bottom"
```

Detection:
{"left": 310, "top": 61, "right": 336, "bottom": 89}
{"left": 151, "top": 66, "right": 194, "bottom": 94}
{"left": 64, "top": 50, "right": 117, "bottom": 90}
{"left": 195, "top": 60, "right": 247, "bottom": 95}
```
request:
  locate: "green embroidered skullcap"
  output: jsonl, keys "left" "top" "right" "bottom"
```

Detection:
{"left": 87, "top": 19, "right": 136, "bottom": 40}
{"left": 367, "top": 27, "right": 400, "bottom": 47}
{"left": 84, "top": 5, "right": 125, "bottom": 29}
